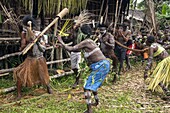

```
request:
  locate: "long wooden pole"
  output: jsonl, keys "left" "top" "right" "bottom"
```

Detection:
{"left": 130, "top": 0, "right": 137, "bottom": 31}
{"left": 22, "top": 8, "right": 69, "bottom": 55}
{"left": 112, "top": 0, "right": 119, "bottom": 35}
{"left": 99, "top": 0, "right": 105, "bottom": 21}
{"left": 0, "top": 58, "right": 71, "bottom": 74}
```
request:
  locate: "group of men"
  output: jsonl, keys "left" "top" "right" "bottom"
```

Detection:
{"left": 13, "top": 12, "right": 170, "bottom": 113}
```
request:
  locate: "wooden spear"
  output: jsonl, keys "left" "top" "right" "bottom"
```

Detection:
{"left": 22, "top": 8, "right": 69, "bottom": 55}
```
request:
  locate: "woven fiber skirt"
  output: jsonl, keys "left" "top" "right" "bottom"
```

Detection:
{"left": 13, "top": 57, "right": 50, "bottom": 87}
{"left": 147, "top": 56, "right": 170, "bottom": 93}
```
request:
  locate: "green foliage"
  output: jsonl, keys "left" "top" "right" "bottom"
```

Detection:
{"left": 0, "top": 61, "right": 170, "bottom": 113}
{"left": 0, "top": 75, "right": 15, "bottom": 88}
{"left": 162, "top": 3, "right": 168, "bottom": 15}
{"left": 137, "top": 0, "right": 145, "bottom": 10}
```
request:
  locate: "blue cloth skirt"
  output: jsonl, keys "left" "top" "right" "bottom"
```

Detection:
{"left": 84, "top": 60, "right": 110, "bottom": 91}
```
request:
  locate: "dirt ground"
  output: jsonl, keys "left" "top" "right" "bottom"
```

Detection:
{"left": 0, "top": 63, "right": 170, "bottom": 113}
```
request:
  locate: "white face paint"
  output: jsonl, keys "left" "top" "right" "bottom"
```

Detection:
{"left": 100, "top": 30, "right": 106, "bottom": 35}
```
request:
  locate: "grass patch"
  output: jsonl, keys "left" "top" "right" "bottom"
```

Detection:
{"left": 0, "top": 62, "right": 170, "bottom": 113}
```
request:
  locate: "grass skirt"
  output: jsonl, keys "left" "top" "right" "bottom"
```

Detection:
{"left": 13, "top": 57, "right": 50, "bottom": 87}
{"left": 147, "top": 56, "right": 170, "bottom": 93}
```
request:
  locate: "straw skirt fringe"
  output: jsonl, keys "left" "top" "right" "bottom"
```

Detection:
{"left": 147, "top": 56, "right": 170, "bottom": 92}
{"left": 13, "top": 57, "right": 50, "bottom": 87}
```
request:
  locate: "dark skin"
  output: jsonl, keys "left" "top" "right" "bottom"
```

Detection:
{"left": 144, "top": 41, "right": 169, "bottom": 79}
{"left": 58, "top": 36, "right": 106, "bottom": 65}
{"left": 144, "top": 40, "right": 170, "bottom": 96}
{"left": 115, "top": 26, "right": 131, "bottom": 75}
{"left": 16, "top": 28, "right": 52, "bottom": 100}
{"left": 68, "top": 24, "right": 82, "bottom": 89}
{"left": 98, "top": 30, "right": 118, "bottom": 81}
{"left": 58, "top": 35, "right": 106, "bottom": 113}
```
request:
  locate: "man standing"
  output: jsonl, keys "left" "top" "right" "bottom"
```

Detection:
{"left": 97, "top": 24, "right": 118, "bottom": 81}
{"left": 57, "top": 24, "right": 110, "bottom": 113}
{"left": 69, "top": 11, "right": 92, "bottom": 88}
{"left": 13, "top": 15, "right": 52, "bottom": 100}
{"left": 115, "top": 19, "right": 131, "bottom": 75}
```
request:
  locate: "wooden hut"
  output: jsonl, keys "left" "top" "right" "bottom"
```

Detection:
{"left": 0, "top": 0, "right": 131, "bottom": 70}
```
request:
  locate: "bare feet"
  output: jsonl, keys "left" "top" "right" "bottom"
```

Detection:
{"left": 47, "top": 85, "right": 53, "bottom": 94}
{"left": 72, "top": 82, "right": 79, "bottom": 89}
{"left": 15, "top": 95, "right": 22, "bottom": 101}
{"left": 91, "top": 102, "right": 99, "bottom": 106}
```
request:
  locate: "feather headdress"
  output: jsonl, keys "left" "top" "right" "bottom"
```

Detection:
{"left": 74, "top": 10, "right": 92, "bottom": 27}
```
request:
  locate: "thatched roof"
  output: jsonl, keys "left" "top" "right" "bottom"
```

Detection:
{"left": 127, "top": 9, "right": 145, "bottom": 21}
{"left": 127, "top": 9, "right": 152, "bottom": 23}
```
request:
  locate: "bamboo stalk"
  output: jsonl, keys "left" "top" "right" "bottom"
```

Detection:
{"left": 0, "top": 68, "right": 15, "bottom": 74}
{"left": 0, "top": 86, "right": 16, "bottom": 94}
{"left": 46, "top": 58, "right": 70, "bottom": 65}
{"left": 0, "top": 37, "right": 21, "bottom": 41}
{"left": 22, "top": 8, "right": 69, "bottom": 55}
{"left": 0, "top": 52, "right": 21, "bottom": 61}
{"left": 0, "top": 71, "right": 73, "bottom": 94}
{"left": 0, "top": 1, "right": 20, "bottom": 37}
{"left": 98, "top": 0, "right": 105, "bottom": 21}
{"left": 113, "top": 0, "right": 119, "bottom": 35}
{"left": 0, "top": 73, "right": 9, "bottom": 77}
{"left": 104, "top": 4, "right": 108, "bottom": 24}
{"left": 0, "top": 42, "right": 72, "bottom": 61}
{"left": 50, "top": 70, "right": 74, "bottom": 79}
{"left": 130, "top": 0, "right": 137, "bottom": 31}
{"left": 0, "top": 58, "right": 71, "bottom": 74}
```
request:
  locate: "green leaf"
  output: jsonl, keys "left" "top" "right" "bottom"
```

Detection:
{"left": 162, "top": 3, "right": 167, "bottom": 15}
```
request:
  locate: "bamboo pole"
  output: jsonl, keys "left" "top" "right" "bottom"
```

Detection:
{"left": 98, "top": 0, "right": 105, "bottom": 21}
{"left": 112, "top": 0, "right": 119, "bottom": 34}
{"left": 146, "top": 0, "right": 157, "bottom": 36}
{"left": 104, "top": 4, "right": 108, "bottom": 24}
{"left": 0, "top": 58, "right": 71, "bottom": 74}
{"left": 130, "top": 0, "right": 137, "bottom": 31}
{"left": 0, "top": 70, "right": 73, "bottom": 94}
{"left": 0, "top": 37, "right": 21, "bottom": 41}
{"left": 0, "top": 43, "right": 72, "bottom": 61}
{"left": 0, "top": 73, "right": 9, "bottom": 77}
{"left": 0, "top": 86, "right": 16, "bottom": 94}
{"left": 0, "top": 68, "right": 15, "bottom": 74}
{"left": 22, "top": 8, "right": 69, "bottom": 55}
{"left": 0, "top": 52, "right": 21, "bottom": 61}
{"left": 46, "top": 58, "right": 70, "bottom": 65}
{"left": 50, "top": 70, "right": 74, "bottom": 79}
{"left": 0, "top": 1, "right": 20, "bottom": 37}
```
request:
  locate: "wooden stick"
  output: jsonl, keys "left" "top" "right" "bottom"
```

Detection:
{"left": 0, "top": 42, "right": 71, "bottom": 61}
{"left": 22, "top": 8, "right": 69, "bottom": 55}
{"left": 0, "top": 52, "right": 21, "bottom": 61}
{"left": 50, "top": 70, "right": 74, "bottom": 79}
{"left": 0, "top": 71, "right": 73, "bottom": 94}
{"left": 130, "top": 0, "right": 137, "bottom": 31}
{"left": 0, "top": 86, "right": 16, "bottom": 94}
{"left": 0, "top": 58, "right": 71, "bottom": 74}
{"left": 113, "top": 0, "right": 119, "bottom": 35}
{"left": 46, "top": 58, "right": 70, "bottom": 65}
{"left": 0, "top": 73, "right": 9, "bottom": 77}
{"left": 99, "top": 0, "right": 105, "bottom": 21}
{"left": 115, "top": 40, "right": 148, "bottom": 52}
{"left": 0, "top": 68, "right": 15, "bottom": 74}
{"left": 0, "top": 37, "right": 21, "bottom": 41}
